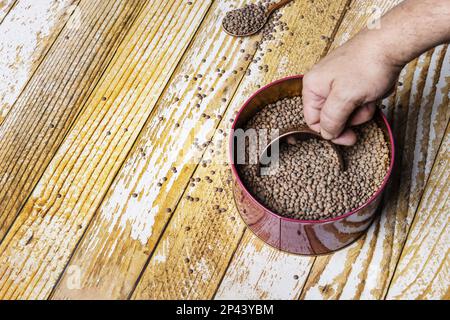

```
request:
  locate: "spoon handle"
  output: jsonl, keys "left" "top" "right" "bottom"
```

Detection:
{"left": 267, "top": 0, "right": 294, "bottom": 14}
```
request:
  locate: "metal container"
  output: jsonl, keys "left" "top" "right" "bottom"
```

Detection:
{"left": 229, "top": 75, "right": 395, "bottom": 255}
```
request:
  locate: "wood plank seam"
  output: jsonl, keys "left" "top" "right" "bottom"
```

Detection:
{"left": 0, "top": 0, "right": 17, "bottom": 25}
{"left": 0, "top": 0, "right": 215, "bottom": 299}
{"left": 384, "top": 119, "right": 449, "bottom": 298}
{"left": 318, "top": 0, "right": 352, "bottom": 60}
{"left": 46, "top": 0, "right": 216, "bottom": 300}
{"left": 0, "top": 0, "right": 147, "bottom": 243}
{"left": 381, "top": 46, "right": 449, "bottom": 298}
{"left": 0, "top": 0, "right": 113, "bottom": 236}
{"left": 293, "top": 0, "right": 353, "bottom": 299}
{"left": 126, "top": 12, "right": 262, "bottom": 300}
{"left": 129, "top": 0, "right": 354, "bottom": 300}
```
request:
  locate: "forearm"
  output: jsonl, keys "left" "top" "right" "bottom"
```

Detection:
{"left": 355, "top": 0, "right": 450, "bottom": 67}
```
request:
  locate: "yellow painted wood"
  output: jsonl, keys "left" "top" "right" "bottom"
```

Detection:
{"left": 215, "top": 231, "right": 312, "bottom": 300}
{"left": 215, "top": 0, "right": 402, "bottom": 300}
{"left": 52, "top": 0, "right": 258, "bottom": 300}
{"left": 0, "top": 0, "right": 146, "bottom": 240}
{"left": 0, "top": 0, "right": 76, "bottom": 125}
{"left": 0, "top": 0, "right": 212, "bottom": 300}
{"left": 0, "top": 0, "right": 446, "bottom": 300}
{"left": 299, "top": 0, "right": 450, "bottom": 297}
{"left": 386, "top": 123, "right": 449, "bottom": 300}
{"left": 130, "top": 0, "right": 350, "bottom": 300}
{"left": 301, "top": 43, "right": 449, "bottom": 300}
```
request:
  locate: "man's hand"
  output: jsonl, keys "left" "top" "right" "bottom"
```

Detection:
{"left": 302, "top": 0, "right": 450, "bottom": 146}
{"left": 302, "top": 36, "right": 401, "bottom": 145}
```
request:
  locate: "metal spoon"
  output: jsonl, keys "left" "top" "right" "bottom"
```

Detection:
{"left": 258, "top": 126, "right": 345, "bottom": 174}
{"left": 222, "top": 0, "right": 294, "bottom": 37}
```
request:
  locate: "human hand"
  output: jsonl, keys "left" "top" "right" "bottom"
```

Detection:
{"left": 302, "top": 35, "right": 402, "bottom": 145}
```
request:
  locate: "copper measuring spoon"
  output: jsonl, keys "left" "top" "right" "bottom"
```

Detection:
{"left": 258, "top": 126, "right": 345, "bottom": 174}
{"left": 222, "top": 0, "right": 294, "bottom": 37}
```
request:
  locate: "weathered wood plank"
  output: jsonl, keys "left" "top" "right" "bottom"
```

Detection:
{"left": 215, "top": 230, "right": 312, "bottom": 300}
{"left": 215, "top": 0, "right": 403, "bottom": 300}
{"left": 386, "top": 123, "right": 449, "bottom": 300}
{"left": 0, "top": 0, "right": 16, "bottom": 23}
{"left": 0, "top": 0, "right": 145, "bottom": 241}
{"left": 0, "top": 0, "right": 219, "bottom": 299}
{"left": 130, "top": 0, "right": 350, "bottom": 300}
{"left": 0, "top": 0, "right": 77, "bottom": 125}
{"left": 300, "top": 45, "right": 449, "bottom": 301}
{"left": 52, "top": 0, "right": 255, "bottom": 300}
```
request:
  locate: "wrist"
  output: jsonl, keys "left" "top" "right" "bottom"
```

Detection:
{"left": 352, "top": 28, "right": 408, "bottom": 70}
{"left": 355, "top": 0, "right": 450, "bottom": 68}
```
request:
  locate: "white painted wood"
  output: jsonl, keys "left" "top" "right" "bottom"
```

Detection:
{"left": 0, "top": 0, "right": 74, "bottom": 123}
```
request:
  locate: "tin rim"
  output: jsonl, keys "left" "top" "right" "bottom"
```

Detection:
{"left": 229, "top": 75, "right": 395, "bottom": 225}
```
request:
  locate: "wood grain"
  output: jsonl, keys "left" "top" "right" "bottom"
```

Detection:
{"left": 130, "top": 0, "right": 350, "bottom": 300}
{"left": 215, "top": 230, "right": 312, "bottom": 300}
{"left": 0, "top": 0, "right": 16, "bottom": 24}
{"left": 0, "top": 0, "right": 76, "bottom": 125}
{"left": 386, "top": 123, "right": 449, "bottom": 300}
{"left": 0, "top": 0, "right": 146, "bottom": 241}
{"left": 215, "top": 0, "right": 402, "bottom": 300}
{"left": 300, "top": 46, "right": 449, "bottom": 300}
{"left": 52, "top": 0, "right": 257, "bottom": 300}
{"left": 0, "top": 0, "right": 446, "bottom": 300}
{"left": 301, "top": 43, "right": 449, "bottom": 299}
{"left": 0, "top": 0, "right": 212, "bottom": 301}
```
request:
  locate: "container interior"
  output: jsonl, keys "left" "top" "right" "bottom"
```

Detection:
{"left": 231, "top": 76, "right": 394, "bottom": 222}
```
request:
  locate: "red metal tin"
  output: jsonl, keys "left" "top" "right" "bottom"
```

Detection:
{"left": 229, "top": 75, "right": 395, "bottom": 255}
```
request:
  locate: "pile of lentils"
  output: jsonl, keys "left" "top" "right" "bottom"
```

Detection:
{"left": 238, "top": 96, "right": 391, "bottom": 220}
{"left": 222, "top": 0, "right": 287, "bottom": 44}
{"left": 222, "top": 3, "right": 266, "bottom": 36}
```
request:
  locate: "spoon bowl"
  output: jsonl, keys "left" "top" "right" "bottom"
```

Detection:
{"left": 222, "top": 0, "right": 294, "bottom": 37}
{"left": 257, "top": 125, "right": 345, "bottom": 175}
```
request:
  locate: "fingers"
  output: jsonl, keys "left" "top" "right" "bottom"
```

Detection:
{"left": 302, "top": 87, "right": 324, "bottom": 132}
{"left": 303, "top": 102, "right": 321, "bottom": 131}
{"left": 331, "top": 128, "right": 357, "bottom": 146}
{"left": 329, "top": 103, "right": 375, "bottom": 146}
{"left": 349, "top": 102, "right": 376, "bottom": 126}
{"left": 320, "top": 88, "right": 358, "bottom": 140}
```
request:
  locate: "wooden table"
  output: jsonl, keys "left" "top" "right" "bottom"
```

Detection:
{"left": 0, "top": 0, "right": 448, "bottom": 300}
